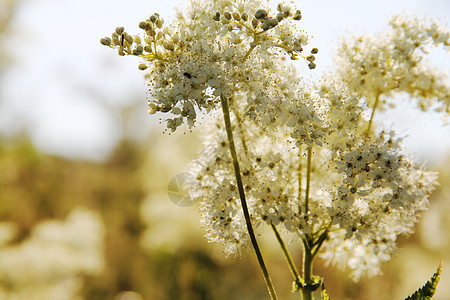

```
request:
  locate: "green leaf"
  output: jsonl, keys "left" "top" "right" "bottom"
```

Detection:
{"left": 404, "top": 261, "right": 442, "bottom": 300}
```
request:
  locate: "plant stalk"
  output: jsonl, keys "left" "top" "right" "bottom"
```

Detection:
{"left": 220, "top": 94, "right": 278, "bottom": 300}
{"left": 271, "top": 224, "right": 300, "bottom": 280}
{"left": 302, "top": 238, "right": 314, "bottom": 300}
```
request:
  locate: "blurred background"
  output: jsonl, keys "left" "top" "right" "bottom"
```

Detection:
{"left": 0, "top": 0, "right": 449, "bottom": 299}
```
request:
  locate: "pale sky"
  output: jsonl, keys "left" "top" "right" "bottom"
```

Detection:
{"left": 1, "top": 0, "right": 449, "bottom": 162}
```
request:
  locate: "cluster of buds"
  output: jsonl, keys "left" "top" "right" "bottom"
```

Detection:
{"left": 212, "top": 4, "right": 302, "bottom": 33}
{"left": 100, "top": 13, "right": 170, "bottom": 71}
{"left": 306, "top": 47, "right": 318, "bottom": 69}
{"left": 100, "top": 26, "right": 138, "bottom": 56}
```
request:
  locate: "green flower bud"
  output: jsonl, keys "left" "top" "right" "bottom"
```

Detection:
{"left": 150, "top": 14, "right": 158, "bottom": 23}
{"left": 118, "top": 48, "right": 125, "bottom": 56}
{"left": 138, "top": 63, "right": 147, "bottom": 70}
{"left": 293, "top": 10, "right": 302, "bottom": 20}
{"left": 254, "top": 9, "right": 268, "bottom": 20}
{"left": 156, "top": 18, "right": 164, "bottom": 28}
{"left": 139, "top": 21, "right": 148, "bottom": 30}
{"left": 112, "top": 36, "right": 120, "bottom": 45}
{"left": 232, "top": 12, "right": 241, "bottom": 21}
{"left": 307, "top": 55, "right": 315, "bottom": 62}
{"left": 261, "top": 22, "right": 270, "bottom": 31}
{"left": 115, "top": 27, "right": 125, "bottom": 35}
{"left": 125, "top": 34, "right": 133, "bottom": 45}
{"left": 267, "top": 18, "right": 278, "bottom": 28}
{"left": 144, "top": 45, "right": 153, "bottom": 53}
{"left": 100, "top": 37, "right": 111, "bottom": 46}
{"left": 276, "top": 12, "right": 284, "bottom": 22}
{"left": 308, "top": 62, "right": 316, "bottom": 69}
{"left": 241, "top": 12, "right": 248, "bottom": 21}
{"left": 311, "top": 47, "right": 318, "bottom": 54}
{"left": 252, "top": 18, "right": 259, "bottom": 28}
{"left": 223, "top": 12, "right": 231, "bottom": 20}
{"left": 212, "top": 12, "right": 220, "bottom": 21}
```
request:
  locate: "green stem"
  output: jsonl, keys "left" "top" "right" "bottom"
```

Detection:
{"left": 302, "top": 238, "right": 313, "bottom": 300}
{"left": 298, "top": 146, "right": 303, "bottom": 214}
{"left": 367, "top": 92, "right": 381, "bottom": 136}
{"left": 304, "top": 146, "right": 312, "bottom": 215}
{"left": 220, "top": 94, "right": 278, "bottom": 300}
{"left": 271, "top": 224, "right": 300, "bottom": 281}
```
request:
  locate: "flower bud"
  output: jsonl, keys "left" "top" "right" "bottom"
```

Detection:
{"left": 276, "top": 12, "right": 284, "bottom": 22}
{"left": 115, "top": 27, "right": 125, "bottom": 35}
{"left": 261, "top": 21, "right": 270, "bottom": 31}
{"left": 306, "top": 55, "right": 315, "bottom": 62}
{"left": 118, "top": 48, "right": 125, "bottom": 56}
{"left": 212, "top": 12, "right": 220, "bottom": 21}
{"left": 252, "top": 18, "right": 259, "bottom": 28}
{"left": 308, "top": 62, "right": 316, "bottom": 69}
{"left": 232, "top": 12, "right": 241, "bottom": 21}
{"left": 241, "top": 12, "right": 248, "bottom": 21}
{"left": 138, "top": 63, "right": 147, "bottom": 70}
{"left": 156, "top": 18, "right": 164, "bottom": 28}
{"left": 223, "top": 12, "right": 231, "bottom": 20}
{"left": 163, "top": 40, "right": 174, "bottom": 51}
{"left": 139, "top": 21, "right": 148, "bottom": 30}
{"left": 293, "top": 10, "right": 302, "bottom": 20}
{"left": 311, "top": 48, "right": 318, "bottom": 54}
{"left": 112, "top": 36, "right": 120, "bottom": 45}
{"left": 148, "top": 103, "right": 157, "bottom": 114}
{"left": 150, "top": 14, "right": 158, "bottom": 23}
{"left": 144, "top": 45, "right": 153, "bottom": 53}
{"left": 255, "top": 9, "right": 268, "bottom": 20}
{"left": 100, "top": 37, "right": 111, "bottom": 46}
{"left": 267, "top": 18, "right": 278, "bottom": 28}
{"left": 133, "top": 35, "right": 141, "bottom": 44}
{"left": 125, "top": 34, "right": 133, "bottom": 45}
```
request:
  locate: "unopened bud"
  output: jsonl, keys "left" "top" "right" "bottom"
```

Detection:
{"left": 138, "top": 63, "right": 147, "bottom": 70}
{"left": 100, "top": 37, "right": 111, "bottom": 46}
{"left": 267, "top": 18, "right": 278, "bottom": 28}
{"left": 306, "top": 55, "right": 315, "bottom": 62}
{"left": 156, "top": 18, "right": 164, "bottom": 28}
{"left": 223, "top": 12, "right": 231, "bottom": 20}
{"left": 139, "top": 21, "right": 148, "bottom": 30}
{"left": 311, "top": 48, "right": 318, "bottom": 54}
{"left": 213, "top": 12, "right": 220, "bottom": 21}
{"left": 232, "top": 12, "right": 241, "bottom": 21}
{"left": 163, "top": 40, "right": 174, "bottom": 51}
{"left": 125, "top": 34, "right": 133, "bottom": 45}
{"left": 115, "top": 27, "right": 125, "bottom": 35}
{"left": 254, "top": 9, "right": 268, "bottom": 20}
{"left": 252, "top": 18, "right": 259, "bottom": 28}
{"left": 308, "top": 62, "right": 316, "bottom": 69}
{"left": 144, "top": 45, "right": 152, "bottom": 53}
{"left": 241, "top": 12, "right": 248, "bottom": 21}
{"left": 276, "top": 12, "right": 284, "bottom": 21}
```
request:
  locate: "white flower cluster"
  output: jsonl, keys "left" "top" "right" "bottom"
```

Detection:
{"left": 185, "top": 10, "right": 442, "bottom": 280}
{"left": 335, "top": 14, "right": 450, "bottom": 116}
{"left": 103, "top": 0, "right": 446, "bottom": 282}
{"left": 101, "top": 0, "right": 316, "bottom": 132}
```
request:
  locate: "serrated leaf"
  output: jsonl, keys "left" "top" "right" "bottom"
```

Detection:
{"left": 404, "top": 261, "right": 442, "bottom": 300}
